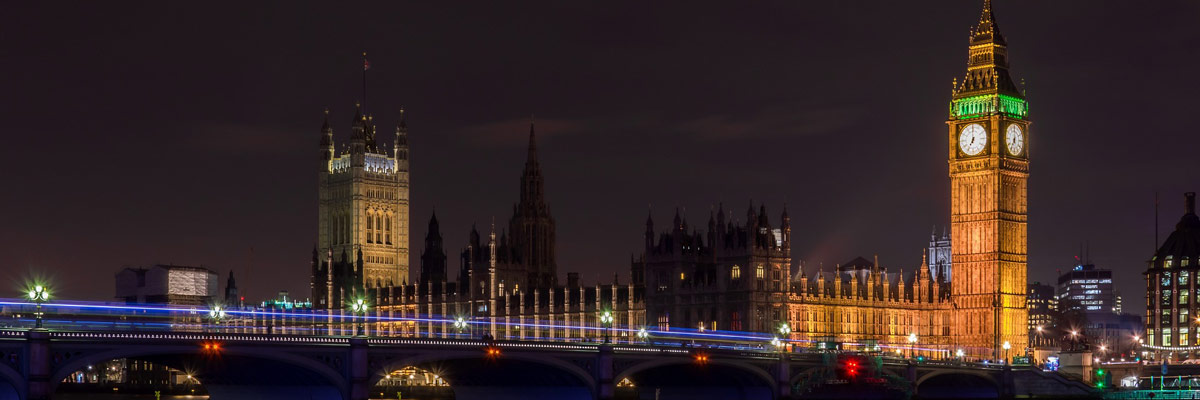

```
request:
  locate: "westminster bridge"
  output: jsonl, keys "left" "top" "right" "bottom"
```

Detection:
{"left": 0, "top": 299, "right": 1098, "bottom": 400}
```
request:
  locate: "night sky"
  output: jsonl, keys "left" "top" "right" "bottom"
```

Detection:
{"left": 3, "top": 1, "right": 1197, "bottom": 315}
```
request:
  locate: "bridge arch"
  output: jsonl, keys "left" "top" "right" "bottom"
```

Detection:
{"left": 0, "top": 361, "right": 23, "bottom": 400}
{"left": 50, "top": 344, "right": 349, "bottom": 400}
{"left": 789, "top": 365, "right": 827, "bottom": 386}
{"left": 376, "top": 351, "right": 597, "bottom": 400}
{"left": 914, "top": 369, "right": 999, "bottom": 399}
{"left": 615, "top": 358, "right": 777, "bottom": 400}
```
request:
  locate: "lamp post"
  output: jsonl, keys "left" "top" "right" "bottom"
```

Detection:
{"left": 956, "top": 348, "right": 965, "bottom": 363}
{"left": 207, "top": 305, "right": 226, "bottom": 333}
{"left": 599, "top": 311, "right": 614, "bottom": 344}
{"left": 454, "top": 317, "right": 468, "bottom": 338}
{"left": 27, "top": 285, "right": 49, "bottom": 329}
{"left": 1132, "top": 335, "right": 1141, "bottom": 360}
{"left": 636, "top": 328, "right": 649, "bottom": 344}
{"left": 351, "top": 298, "right": 369, "bottom": 337}
{"left": 908, "top": 333, "right": 918, "bottom": 359}
{"left": 1002, "top": 341, "right": 1011, "bottom": 364}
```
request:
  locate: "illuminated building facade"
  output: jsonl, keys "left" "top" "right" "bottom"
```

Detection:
{"left": 928, "top": 228, "right": 952, "bottom": 282}
{"left": 1057, "top": 264, "right": 1115, "bottom": 315}
{"left": 359, "top": 122, "right": 645, "bottom": 340}
{"left": 945, "top": 0, "right": 1030, "bottom": 358}
{"left": 308, "top": 2, "right": 1031, "bottom": 355}
{"left": 1027, "top": 282, "right": 1056, "bottom": 347}
{"left": 634, "top": 203, "right": 792, "bottom": 333}
{"left": 115, "top": 265, "right": 219, "bottom": 306}
{"left": 314, "top": 102, "right": 411, "bottom": 301}
{"left": 786, "top": 257, "right": 953, "bottom": 356}
{"left": 1144, "top": 192, "right": 1200, "bottom": 356}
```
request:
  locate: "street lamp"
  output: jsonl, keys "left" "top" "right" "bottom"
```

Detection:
{"left": 1002, "top": 341, "right": 1012, "bottom": 364}
{"left": 908, "top": 333, "right": 918, "bottom": 359}
{"left": 636, "top": 328, "right": 649, "bottom": 343}
{"left": 771, "top": 336, "right": 783, "bottom": 350}
{"left": 27, "top": 285, "right": 50, "bottom": 329}
{"left": 599, "top": 311, "right": 614, "bottom": 344}
{"left": 454, "top": 317, "right": 468, "bottom": 337}
{"left": 351, "top": 298, "right": 369, "bottom": 336}
{"left": 207, "top": 305, "right": 226, "bottom": 332}
{"left": 956, "top": 348, "right": 965, "bottom": 362}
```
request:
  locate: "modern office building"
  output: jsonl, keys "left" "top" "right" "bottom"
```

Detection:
{"left": 1057, "top": 264, "right": 1115, "bottom": 316}
{"left": 1027, "top": 282, "right": 1057, "bottom": 347}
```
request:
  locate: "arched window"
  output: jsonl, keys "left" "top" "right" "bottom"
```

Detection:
{"left": 337, "top": 214, "right": 344, "bottom": 244}
{"left": 375, "top": 214, "right": 382, "bottom": 243}
{"left": 367, "top": 214, "right": 375, "bottom": 243}
{"left": 385, "top": 216, "right": 392, "bottom": 244}
{"left": 756, "top": 265, "right": 765, "bottom": 279}
{"left": 731, "top": 265, "right": 741, "bottom": 280}
{"left": 332, "top": 215, "right": 339, "bottom": 244}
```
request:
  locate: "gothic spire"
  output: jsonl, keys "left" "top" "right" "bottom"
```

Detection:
{"left": 954, "top": 0, "right": 1020, "bottom": 99}
{"left": 972, "top": 0, "right": 1003, "bottom": 46}
{"left": 399, "top": 107, "right": 408, "bottom": 131}
{"left": 350, "top": 102, "right": 366, "bottom": 141}
{"left": 519, "top": 117, "right": 546, "bottom": 211}
{"left": 320, "top": 108, "right": 333, "bottom": 145}
{"left": 526, "top": 117, "right": 538, "bottom": 167}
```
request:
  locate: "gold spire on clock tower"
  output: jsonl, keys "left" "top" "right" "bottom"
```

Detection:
{"left": 948, "top": 0, "right": 1030, "bottom": 359}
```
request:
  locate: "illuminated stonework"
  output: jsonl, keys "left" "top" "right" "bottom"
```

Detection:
{"left": 946, "top": 0, "right": 1030, "bottom": 359}
{"left": 315, "top": 104, "right": 410, "bottom": 300}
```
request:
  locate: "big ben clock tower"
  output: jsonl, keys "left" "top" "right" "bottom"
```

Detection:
{"left": 948, "top": 0, "right": 1029, "bottom": 359}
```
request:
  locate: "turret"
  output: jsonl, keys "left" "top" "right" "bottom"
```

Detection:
{"left": 224, "top": 270, "right": 239, "bottom": 307}
{"left": 319, "top": 108, "right": 334, "bottom": 164}
{"left": 746, "top": 201, "right": 756, "bottom": 230}
{"left": 707, "top": 209, "right": 717, "bottom": 247}
{"left": 798, "top": 268, "right": 808, "bottom": 296}
{"left": 420, "top": 211, "right": 447, "bottom": 285}
{"left": 816, "top": 268, "right": 826, "bottom": 298}
{"left": 645, "top": 210, "right": 655, "bottom": 250}
{"left": 833, "top": 267, "right": 842, "bottom": 298}
{"left": 716, "top": 203, "right": 726, "bottom": 246}
{"left": 349, "top": 103, "right": 367, "bottom": 166}
{"left": 781, "top": 205, "right": 791, "bottom": 251}
{"left": 394, "top": 108, "right": 409, "bottom": 171}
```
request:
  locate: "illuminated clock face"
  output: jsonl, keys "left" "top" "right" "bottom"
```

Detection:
{"left": 958, "top": 123, "right": 987, "bottom": 156}
{"left": 1006, "top": 124, "right": 1024, "bottom": 156}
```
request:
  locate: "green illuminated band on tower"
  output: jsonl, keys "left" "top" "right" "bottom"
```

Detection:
{"left": 950, "top": 94, "right": 1028, "bottom": 119}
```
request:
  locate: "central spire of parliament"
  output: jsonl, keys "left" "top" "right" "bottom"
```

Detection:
{"left": 512, "top": 118, "right": 557, "bottom": 288}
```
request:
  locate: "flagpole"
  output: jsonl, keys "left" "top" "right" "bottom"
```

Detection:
{"left": 361, "top": 51, "right": 368, "bottom": 114}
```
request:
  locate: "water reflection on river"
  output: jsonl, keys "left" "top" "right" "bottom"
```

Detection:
{"left": 55, "top": 395, "right": 449, "bottom": 400}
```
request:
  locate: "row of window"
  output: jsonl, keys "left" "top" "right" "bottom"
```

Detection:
{"left": 1150, "top": 328, "right": 1193, "bottom": 347}
{"left": 331, "top": 211, "right": 395, "bottom": 246}
{"left": 365, "top": 212, "right": 393, "bottom": 245}
{"left": 1162, "top": 256, "right": 1195, "bottom": 268}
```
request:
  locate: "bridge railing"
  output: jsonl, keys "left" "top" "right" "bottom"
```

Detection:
{"left": 0, "top": 298, "right": 798, "bottom": 354}
{"left": 1, "top": 297, "right": 986, "bottom": 362}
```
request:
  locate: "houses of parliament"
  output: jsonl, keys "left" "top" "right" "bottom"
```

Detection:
{"left": 310, "top": 0, "right": 1028, "bottom": 359}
